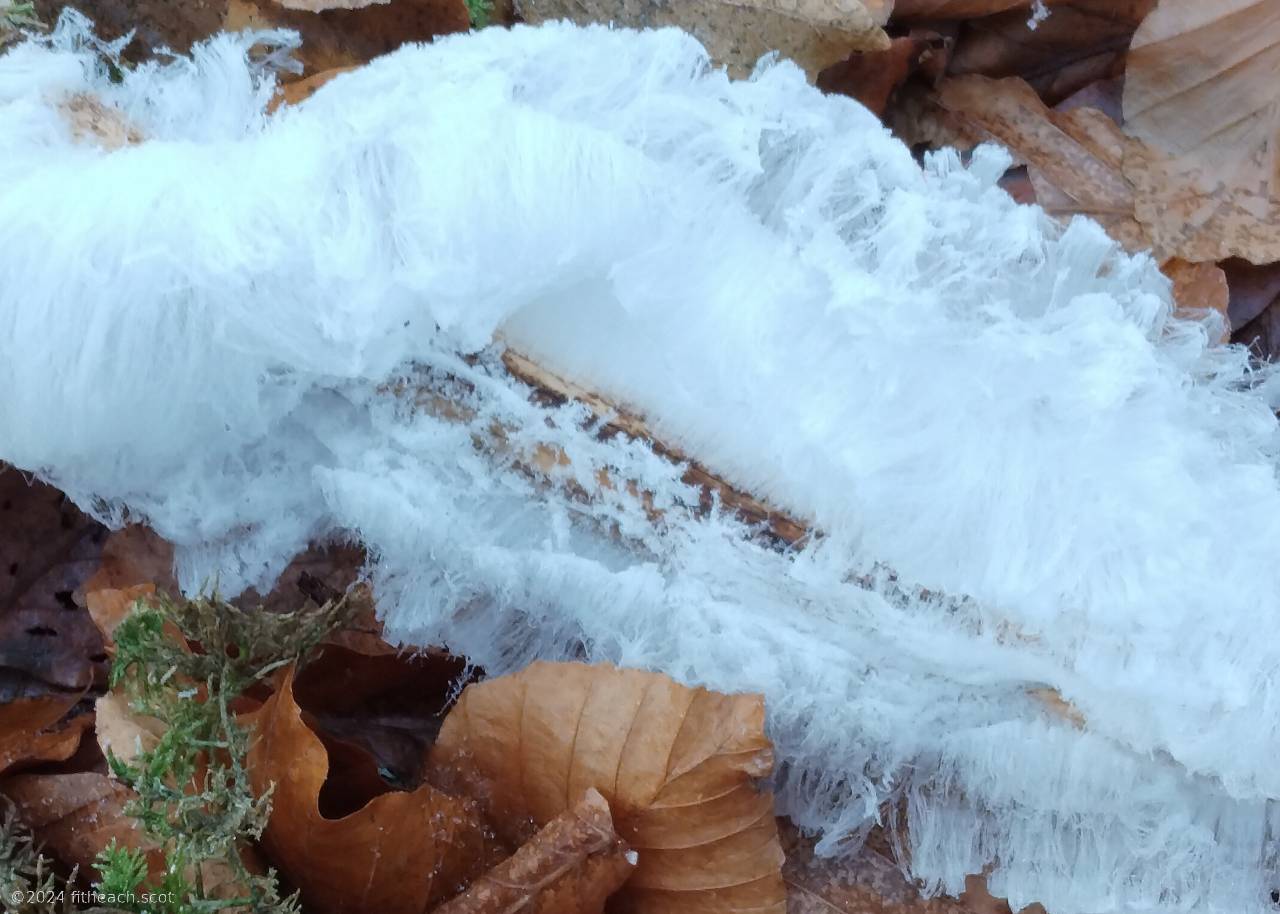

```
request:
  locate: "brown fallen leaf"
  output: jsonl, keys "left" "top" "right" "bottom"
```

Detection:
{"left": 0, "top": 470, "right": 110, "bottom": 700}
{"left": 246, "top": 664, "right": 493, "bottom": 914}
{"left": 436, "top": 788, "right": 634, "bottom": 914}
{"left": 94, "top": 689, "right": 166, "bottom": 770}
{"left": 79, "top": 525, "right": 176, "bottom": 598}
{"left": 934, "top": 75, "right": 1154, "bottom": 252}
{"left": 818, "top": 32, "right": 947, "bottom": 117}
{"left": 943, "top": 1, "right": 1155, "bottom": 105}
{"left": 278, "top": 0, "right": 385, "bottom": 9}
{"left": 1225, "top": 259, "right": 1280, "bottom": 331}
{"left": 1119, "top": 0, "right": 1280, "bottom": 264}
{"left": 928, "top": 72, "right": 1278, "bottom": 268}
{"left": 1124, "top": 1, "right": 1279, "bottom": 173}
{"left": 2, "top": 770, "right": 267, "bottom": 899}
{"left": 269, "top": 66, "right": 357, "bottom": 113}
{"left": 1226, "top": 260, "right": 1280, "bottom": 358}
{"left": 891, "top": 0, "right": 1039, "bottom": 15}
{"left": 294, "top": 643, "right": 474, "bottom": 787}
{"left": 32, "top": 0, "right": 223, "bottom": 58}
{"left": 1162, "top": 258, "right": 1230, "bottom": 336}
{"left": 0, "top": 695, "right": 91, "bottom": 776}
{"left": 515, "top": 0, "right": 890, "bottom": 81}
{"left": 84, "top": 583, "right": 155, "bottom": 651}
{"left": 429, "top": 661, "right": 786, "bottom": 914}
{"left": 0, "top": 772, "right": 149, "bottom": 875}
{"left": 224, "top": 0, "right": 469, "bottom": 77}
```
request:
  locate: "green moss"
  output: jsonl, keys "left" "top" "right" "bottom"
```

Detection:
{"left": 98, "top": 591, "right": 356, "bottom": 913}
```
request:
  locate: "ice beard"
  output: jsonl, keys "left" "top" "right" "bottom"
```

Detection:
{"left": 2, "top": 14, "right": 1278, "bottom": 913}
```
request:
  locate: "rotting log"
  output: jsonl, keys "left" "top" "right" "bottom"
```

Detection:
{"left": 496, "top": 348, "right": 1082, "bottom": 727}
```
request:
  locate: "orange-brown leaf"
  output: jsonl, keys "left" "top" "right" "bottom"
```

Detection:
{"left": 0, "top": 695, "right": 90, "bottom": 776}
{"left": 1124, "top": 0, "right": 1280, "bottom": 168}
{"left": 892, "top": 0, "right": 1039, "bottom": 16}
{"left": 84, "top": 583, "right": 155, "bottom": 650}
{"left": 516, "top": 0, "right": 889, "bottom": 81}
{"left": 1120, "top": 0, "right": 1280, "bottom": 263}
{"left": 246, "top": 665, "right": 492, "bottom": 914}
{"left": 942, "top": 1, "right": 1154, "bottom": 105}
{"left": 1162, "top": 258, "right": 1230, "bottom": 338}
{"left": 436, "top": 788, "right": 634, "bottom": 914}
{"left": 224, "top": 0, "right": 469, "bottom": 78}
{"left": 1, "top": 773, "right": 149, "bottom": 875}
{"left": 818, "top": 33, "right": 944, "bottom": 117}
{"left": 429, "top": 661, "right": 786, "bottom": 914}
{"left": 935, "top": 75, "right": 1154, "bottom": 251}
{"left": 80, "top": 526, "right": 176, "bottom": 597}
{"left": 94, "top": 689, "right": 167, "bottom": 769}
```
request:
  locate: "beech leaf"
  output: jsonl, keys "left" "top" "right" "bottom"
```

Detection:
{"left": 428, "top": 661, "right": 786, "bottom": 914}
{"left": 0, "top": 772, "right": 148, "bottom": 875}
{"left": 892, "top": 0, "right": 1041, "bottom": 16}
{"left": 929, "top": 73, "right": 1280, "bottom": 265}
{"left": 0, "top": 471, "right": 109, "bottom": 696}
{"left": 1120, "top": 0, "right": 1280, "bottom": 264}
{"left": 0, "top": 695, "right": 90, "bottom": 776}
{"left": 224, "top": 0, "right": 469, "bottom": 77}
{"left": 514, "top": 0, "right": 891, "bottom": 81}
{"left": 246, "top": 664, "right": 494, "bottom": 914}
{"left": 1124, "top": 0, "right": 1280, "bottom": 166}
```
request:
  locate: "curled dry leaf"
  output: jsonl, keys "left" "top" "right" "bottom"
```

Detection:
{"left": 515, "top": 0, "right": 890, "bottom": 81}
{"left": 429, "top": 661, "right": 786, "bottom": 914}
{"left": 293, "top": 643, "right": 474, "bottom": 787}
{"left": 0, "top": 694, "right": 91, "bottom": 776}
{"left": 246, "top": 664, "right": 492, "bottom": 914}
{"left": 435, "top": 788, "right": 634, "bottom": 914}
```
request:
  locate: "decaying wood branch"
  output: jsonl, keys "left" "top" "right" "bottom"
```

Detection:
{"left": 495, "top": 348, "right": 1083, "bottom": 727}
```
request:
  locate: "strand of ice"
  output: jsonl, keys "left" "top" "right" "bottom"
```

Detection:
{"left": 1, "top": 15, "right": 1278, "bottom": 912}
